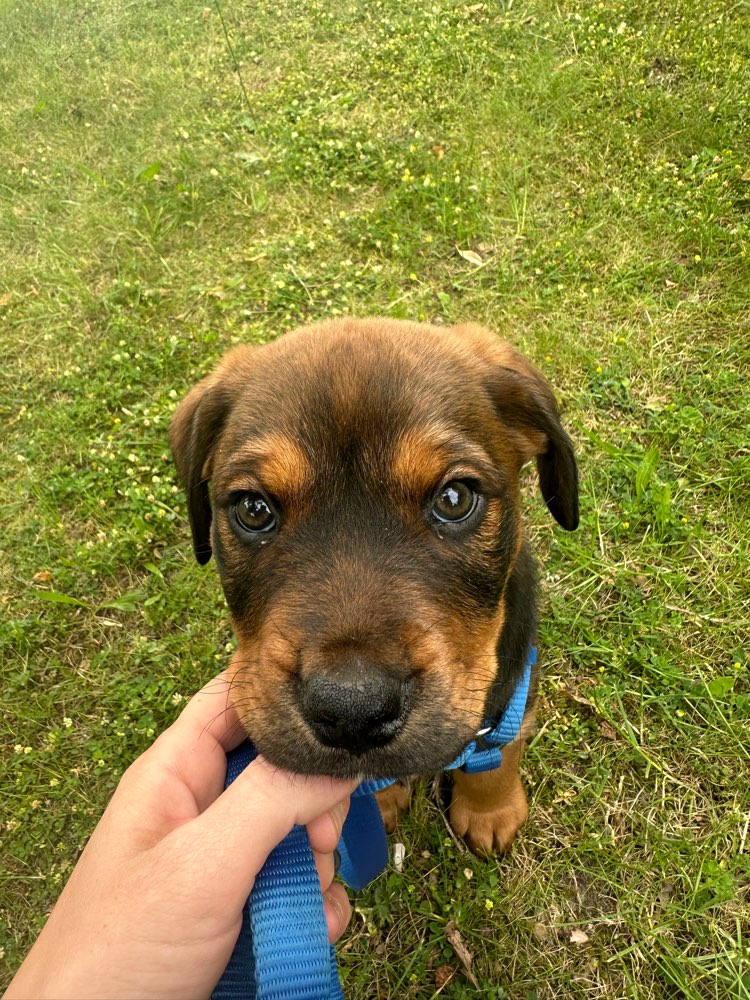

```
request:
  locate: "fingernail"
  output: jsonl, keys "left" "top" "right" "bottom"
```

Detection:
{"left": 326, "top": 889, "right": 343, "bottom": 924}
{"left": 331, "top": 802, "right": 348, "bottom": 838}
{"left": 338, "top": 798, "right": 351, "bottom": 821}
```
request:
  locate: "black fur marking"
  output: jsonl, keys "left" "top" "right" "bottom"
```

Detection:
{"left": 484, "top": 542, "right": 539, "bottom": 723}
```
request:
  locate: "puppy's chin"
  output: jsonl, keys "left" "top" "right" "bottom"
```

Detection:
{"left": 248, "top": 726, "right": 475, "bottom": 780}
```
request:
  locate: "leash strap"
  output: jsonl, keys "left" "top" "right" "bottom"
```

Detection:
{"left": 337, "top": 779, "right": 393, "bottom": 891}
{"left": 212, "top": 741, "right": 345, "bottom": 1000}
{"left": 211, "top": 647, "right": 535, "bottom": 999}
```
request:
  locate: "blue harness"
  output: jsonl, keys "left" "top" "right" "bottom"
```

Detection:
{"left": 212, "top": 647, "right": 535, "bottom": 1000}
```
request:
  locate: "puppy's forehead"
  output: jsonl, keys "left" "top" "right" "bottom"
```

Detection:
{"left": 221, "top": 326, "right": 490, "bottom": 464}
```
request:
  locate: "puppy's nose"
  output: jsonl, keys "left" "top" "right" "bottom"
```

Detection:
{"left": 300, "top": 663, "right": 411, "bottom": 756}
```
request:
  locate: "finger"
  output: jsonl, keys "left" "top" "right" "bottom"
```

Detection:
{"left": 169, "top": 757, "right": 358, "bottom": 911}
{"left": 175, "top": 670, "right": 253, "bottom": 752}
{"left": 246, "top": 759, "right": 357, "bottom": 829}
{"left": 161, "top": 670, "right": 247, "bottom": 753}
{"left": 323, "top": 883, "right": 352, "bottom": 944}
{"left": 307, "top": 799, "right": 350, "bottom": 855}
{"left": 133, "top": 672, "right": 248, "bottom": 815}
{"left": 313, "top": 850, "right": 335, "bottom": 893}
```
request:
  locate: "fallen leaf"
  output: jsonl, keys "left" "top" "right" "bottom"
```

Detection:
{"left": 570, "top": 929, "right": 590, "bottom": 945}
{"left": 532, "top": 922, "right": 549, "bottom": 941}
{"left": 457, "top": 248, "right": 484, "bottom": 267}
{"left": 431, "top": 144, "right": 446, "bottom": 159}
{"left": 658, "top": 881, "right": 675, "bottom": 903}
{"left": 33, "top": 571, "right": 54, "bottom": 582}
{"left": 565, "top": 688, "right": 594, "bottom": 709}
{"left": 664, "top": 279, "right": 677, "bottom": 289}
{"left": 434, "top": 965, "right": 455, "bottom": 989}
{"left": 445, "top": 920, "right": 479, "bottom": 988}
{"left": 599, "top": 721, "right": 617, "bottom": 740}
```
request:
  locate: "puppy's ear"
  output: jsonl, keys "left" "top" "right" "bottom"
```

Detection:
{"left": 450, "top": 325, "right": 579, "bottom": 529}
{"left": 486, "top": 360, "right": 579, "bottom": 532}
{"left": 169, "top": 375, "right": 235, "bottom": 564}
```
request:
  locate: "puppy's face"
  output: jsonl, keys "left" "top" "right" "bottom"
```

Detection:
{"left": 170, "top": 319, "right": 577, "bottom": 779}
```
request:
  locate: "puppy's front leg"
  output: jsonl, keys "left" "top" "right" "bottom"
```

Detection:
{"left": 376, "top": 779, "right": 413, "bottom": 833}
{"left": 449, "top": 737, "right": 529, "bottom": 855}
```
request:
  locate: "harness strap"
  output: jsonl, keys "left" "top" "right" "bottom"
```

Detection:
{"left": 211, "top": 647, "right": 535, "bottom": 999}
{"left": 444, "top": 647, "right": 535, "bottom": 774}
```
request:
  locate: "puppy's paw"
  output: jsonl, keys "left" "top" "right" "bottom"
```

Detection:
{"left": 449, "top": 779, "right": 528, "bottom": 855}
{"left": 376, "top": 780, "right": 413, "bottom": 833}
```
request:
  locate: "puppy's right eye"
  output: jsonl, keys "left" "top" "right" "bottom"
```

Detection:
{"left": 431, "top": 480, "right": 478, "bottom": 523}
{"left": 233, "top": 492, "right": 277, "bottom": 533}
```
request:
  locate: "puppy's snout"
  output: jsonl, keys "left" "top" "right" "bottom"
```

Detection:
{"left": 300, "top": 661, "right": 412, "bottom": 756}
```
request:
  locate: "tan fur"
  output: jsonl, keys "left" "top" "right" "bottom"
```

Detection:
{"left": 216, "top": 434, "right": 313, "bottom": 506}
{"left": 450, "top": 737, "right": 529, "bottom": 854}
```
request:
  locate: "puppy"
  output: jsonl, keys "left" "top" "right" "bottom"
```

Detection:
{"left": 170, "top": 318, "right": 578, "bottom": 854}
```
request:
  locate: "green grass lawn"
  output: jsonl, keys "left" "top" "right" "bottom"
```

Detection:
{"left": 1, "top": 0, "right": 748, "bottom": 995}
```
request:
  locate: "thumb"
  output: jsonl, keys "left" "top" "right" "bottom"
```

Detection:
{"left": 172, "top": 757, "right": 357, "bottom": 908}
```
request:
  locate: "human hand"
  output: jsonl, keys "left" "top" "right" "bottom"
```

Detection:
{"left": 7, "top": 673, "right": 358, "bottom": 1000}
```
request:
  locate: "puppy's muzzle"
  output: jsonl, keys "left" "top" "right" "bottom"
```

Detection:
{"left": 299, "top": 659, "right": 413, "bottom": 756}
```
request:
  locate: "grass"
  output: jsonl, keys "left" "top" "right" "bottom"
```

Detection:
{"left": 1, "top": 0, "right": 748, "bottom": 996}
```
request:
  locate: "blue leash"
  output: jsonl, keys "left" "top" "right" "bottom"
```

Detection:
{"left": 212, "top": 648, "right": 535, "bottom": 999}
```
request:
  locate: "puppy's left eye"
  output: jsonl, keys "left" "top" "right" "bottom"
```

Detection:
{"left": 431, "top": 480, "right": 478, "bottom": 523}
{"left": 233, "top": 492, "right": 277, "bottom": 533}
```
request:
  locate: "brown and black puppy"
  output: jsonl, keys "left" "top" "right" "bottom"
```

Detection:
{"left": 170, "top": 318, "right": 577, "bottom": 854}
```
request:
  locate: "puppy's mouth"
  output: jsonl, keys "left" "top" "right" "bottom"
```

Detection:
{"left": 241, "top": 679, "right": 476, "bottom": 780}
{"left": 253, "top": 730, "right": 474, "bottom": 781}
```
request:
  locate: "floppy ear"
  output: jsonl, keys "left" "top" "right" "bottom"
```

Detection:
{"left": 485, "top": 364, "right": 579, "bottom": 531}
{"left": 169, "top": 376, "right": 235, "bottom": 565}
